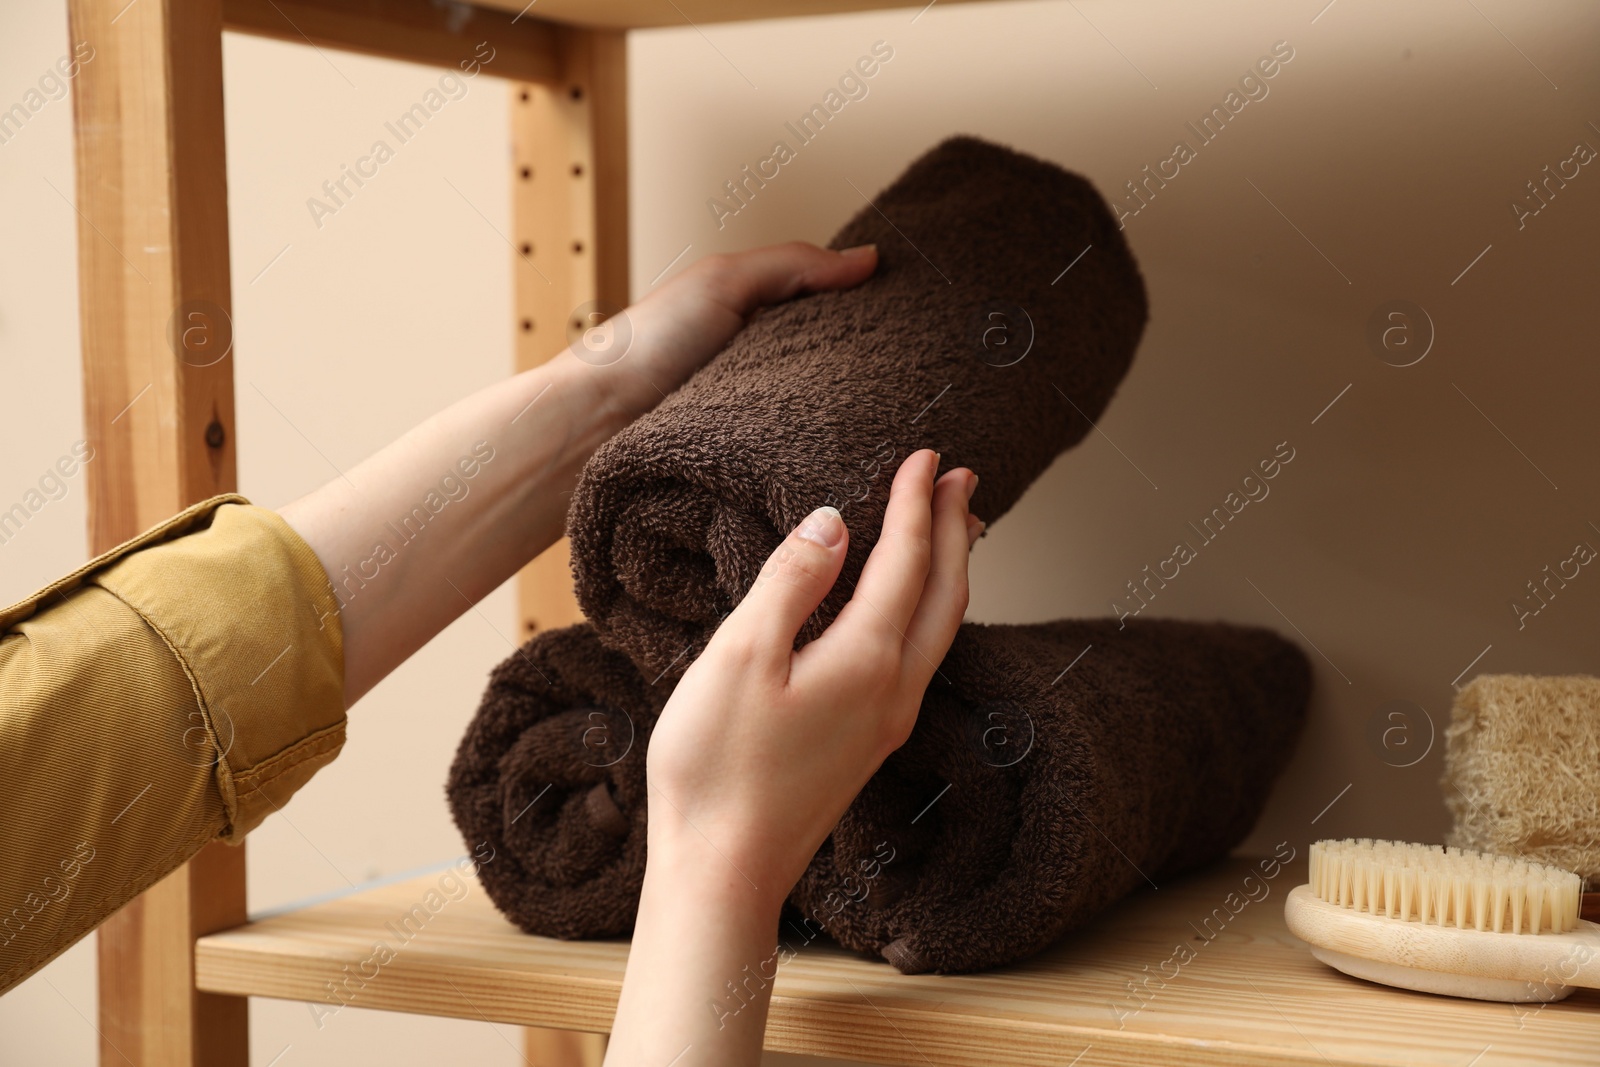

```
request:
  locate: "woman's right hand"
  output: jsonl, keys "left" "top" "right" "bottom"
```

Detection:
{"left": 606, "top": 448, "right": 979, "bottom": 1067}
{"left": 644, "top": 447, "right": 978, "bottom": 912}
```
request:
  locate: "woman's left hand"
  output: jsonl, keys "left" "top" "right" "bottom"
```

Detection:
{"left": 586, "top": 241, "right": 878, "bottom": 418}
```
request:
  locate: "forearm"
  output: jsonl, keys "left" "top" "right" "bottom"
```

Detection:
{"left": 606, "top": 820, "right": 785, "bottom": 1067}
{"left": 279, "top": 348, "right": 629, "bottom": 704}
{"left": 277, "top": 243, "right": 876, "bottom": 706}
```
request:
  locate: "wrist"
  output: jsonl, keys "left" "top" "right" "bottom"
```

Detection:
{"left": 611, "top": 799, "right": 786, "bottom": 1066}
{"left": 559, "top": 297, "right": 696, "bottom": 426}
{"left": 538, "top": 348, "right": 634, "bottom": 449}
{"left": 644, "top": 816, "right": 787, "bottom": 927}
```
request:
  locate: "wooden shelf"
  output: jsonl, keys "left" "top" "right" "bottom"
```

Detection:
{"left": 471, "top": 0, "right": 1002, "bottom": 31}
{"left": 195, "top": 858, "right": 1599, "bottom": 1066}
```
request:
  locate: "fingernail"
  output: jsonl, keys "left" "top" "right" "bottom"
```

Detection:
{"left": 965, "top": 472, "right": 980, "bottom": 501}
{"left": 796, "top": 505, "right": 844, "bottom": 547}
{"left": 841, "top": 243, "right": 876, "bottom": 257}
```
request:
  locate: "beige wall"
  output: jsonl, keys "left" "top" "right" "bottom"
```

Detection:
{"left": 0, "top": 1, "right": 94, "bottom": 1060}
{"left": 628, "top": 0, "right": 1600, "bottom": 860}
{"left": 4, "top": 0, "right": 1599, "bottom": 1063}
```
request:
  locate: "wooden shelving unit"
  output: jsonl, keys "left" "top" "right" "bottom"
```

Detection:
{"left": 194, "top": 857, "right": 1599, "bottom": 1066}
{"left": 65, "top": 0, "right": 1600, "bottom": 1063}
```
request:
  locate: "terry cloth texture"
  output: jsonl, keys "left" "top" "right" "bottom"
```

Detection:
{"left": 569, "top": 135, "right": 1148, "bottom": 681}
{"left": 789, "top": 617, "right": 1311, "bottom": 974}
{"left": 450, "top": 617, "right": 1310, "bottom": 967}
{"left": 446, "top": 624, "right": 660, "bottom": 939}
{"left": 1444, "top": 674, "right": 1600, "bottom": 882}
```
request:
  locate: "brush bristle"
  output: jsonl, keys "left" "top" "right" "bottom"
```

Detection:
{"left": 1309, "top": 839, "right": 1582, "bottom": 934}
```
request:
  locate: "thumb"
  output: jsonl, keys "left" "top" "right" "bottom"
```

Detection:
{"left": 721, "top": 506, "right": 849, "bottom": 664}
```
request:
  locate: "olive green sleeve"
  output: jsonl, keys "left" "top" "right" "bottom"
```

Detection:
{"left": 0, "top": 495, "right": 346, "bottom": 993}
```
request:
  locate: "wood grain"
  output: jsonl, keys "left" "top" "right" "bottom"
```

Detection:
{"left": 510, "top": 27, "right": 629, "bottom": 641}
{"left": 69, "top": 0, "right": 248, "bottom": 1062}
{"left": 525, "top": 1027, "right": 606, "bottom": 1066}
{"left": 222, "top": 0, "right": 562, "bottom": 85}
{"left": 70, "top": 0, "right": 238, "bottom": 548}
{"left": 509, "top": 29, "right": 628, "bottom": 1061}
{"left": 195, "top": 857, "right": 1600, "bottom": 1066}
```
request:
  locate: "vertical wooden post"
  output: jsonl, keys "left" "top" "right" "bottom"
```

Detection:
{"left": 510, "top": 28, "right": 630, "bottom": 641}
{"left": 525, "top": 1028, "right": 609, "bottom": 1067}
{"left": 513, "top": 27, "right": 628, "bottom": 1067}
{"left": 68, "top": 0, "right": 248, "bottom": 1063}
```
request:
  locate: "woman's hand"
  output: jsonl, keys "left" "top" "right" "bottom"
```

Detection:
{"left": 591, "top": 241, "right": 879, "bottom": 420}
{"left": 283, "top": 241, "right": 878, "bottom": 705}
{"left": 605, "top": 449, "right": 978, "bottom": 1067}
{"left": 648, "top": 448, "right": 976, "bottom": 902}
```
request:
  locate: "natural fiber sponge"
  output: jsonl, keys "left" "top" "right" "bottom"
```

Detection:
{"left": 1443, "top": 674, "right": 1600, "bottom": 881}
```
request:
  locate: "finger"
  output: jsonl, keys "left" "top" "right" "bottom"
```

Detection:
{"left": 903, "top": 469, "right": 977, "bottom": 681}
{"left": 716, "top": 504, "right": 849, "bottom": 667}
{"left": 966, "top": 513, "right": 986, "bottom": 549}
{"left": 837, "top": 449, "right": 940, "bottom": 641}
{"left": 716, "top": 241, "right": 878, "bottom": 313}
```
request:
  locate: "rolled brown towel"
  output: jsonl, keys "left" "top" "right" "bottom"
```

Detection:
{"left": 449, "top": 616, "right": 1310, "bottom": 962}
{"left": 569, "top": 135, "right": 1148, "bottom": 680}
{"left": 445, "top": 624, "right": 660, "bottom": 940}
{"left": 788, "top": 617, "right": 1311, "bottom": 974}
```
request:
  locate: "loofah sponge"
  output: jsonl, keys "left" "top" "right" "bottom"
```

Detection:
{"left": 1443, "top": 674, "right": 1600, "bottom": 883}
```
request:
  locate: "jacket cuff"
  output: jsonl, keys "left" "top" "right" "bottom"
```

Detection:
{"left": 94, "top": 498, "right": 346, "bottom": 842}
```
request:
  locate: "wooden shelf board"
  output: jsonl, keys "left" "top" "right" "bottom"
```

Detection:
{"left": 195, "top": 858, "right": 1600, "bottom": 1066}
{"left": 470, "top": 0, "right": 1004, "bottom": 30}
